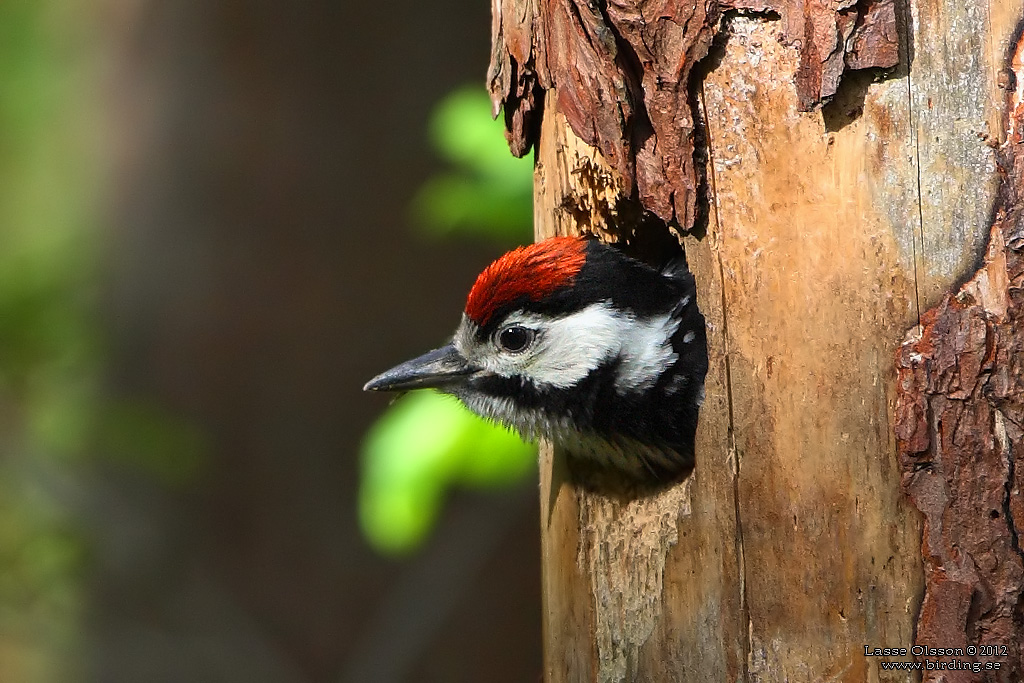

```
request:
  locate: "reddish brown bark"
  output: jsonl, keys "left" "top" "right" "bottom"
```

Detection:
{"left": 894, "top": 31, "right": 1024, "bottom": 683}
{"left": 725, "top": 0, "right": 899, "bottom": 107}
{"left": 487, "top": 0, "right": 899, "bottom": 229}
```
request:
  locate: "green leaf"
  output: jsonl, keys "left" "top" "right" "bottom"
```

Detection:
{"left": 359, "top": 391, "right": 534, "bottom": 554}
{"left": 429, "top": 87, "right": 532, "bottom": 182}
{"left": 411, "top": 86, "right": 533, "bottom": 243}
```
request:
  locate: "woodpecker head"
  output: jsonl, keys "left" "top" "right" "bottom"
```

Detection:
{"left": 364, "top": 236, "right": 708, "bottom": 480}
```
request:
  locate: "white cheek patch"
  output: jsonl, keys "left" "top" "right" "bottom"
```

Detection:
{"left": 517, "top": 304, "right": 625, "bottom": 389}
{"left": 454, "top": 303, "right": 679, "bottom": 393}
{"left": 614, "top": 310, "right": 680, "bottom": 392}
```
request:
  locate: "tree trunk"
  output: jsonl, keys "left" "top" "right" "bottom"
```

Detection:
{"left": 493, "top": 0, "right": 1024, "bottom": 679}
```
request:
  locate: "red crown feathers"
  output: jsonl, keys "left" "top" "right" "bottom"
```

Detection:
{"left": 464, "top": 237, "right": 588, "bottom": 326}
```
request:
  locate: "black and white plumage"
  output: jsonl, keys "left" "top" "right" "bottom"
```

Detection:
{"left": 364, "top": 236, "right": 708, "bottom": 480}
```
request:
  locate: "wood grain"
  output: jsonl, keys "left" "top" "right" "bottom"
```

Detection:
{"left": 698, "top": 17, "right": 924, "bottom": 680}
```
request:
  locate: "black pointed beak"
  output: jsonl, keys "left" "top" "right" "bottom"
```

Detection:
{"left": 363, "top": 343, "right": 475, "bottom": 392}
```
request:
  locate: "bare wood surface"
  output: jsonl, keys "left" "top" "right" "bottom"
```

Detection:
{"left": 907, "top": 0, "right": 1011, "bottom": 306}
{"left": 696, "top": 17, "right": 925, "bottom": 680}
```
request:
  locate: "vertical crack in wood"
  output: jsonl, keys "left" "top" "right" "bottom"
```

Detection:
{"left": 898, "top": 0, "right": 924, "bottom": 327}
{"left": 697, "top": 80, "right": 750, "bottom": 680}
{"left": 995, "top": 410, "right": 1024, "bottom": 565}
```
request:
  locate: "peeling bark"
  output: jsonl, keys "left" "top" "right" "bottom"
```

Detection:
{"left": 894, "top": 30, "right": 1024, "bottom": 682}
{"left": 845, "top": 0, "right": 899, "bottom": 71}
{"left": 488, "top": 0, "right": 899, "bottom": 229}
{"left": 724, "top": 0, "right": 899, "bottom": 108}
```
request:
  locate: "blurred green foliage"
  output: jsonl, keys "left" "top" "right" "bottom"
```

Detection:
{"left": 0, "top": 3, "right": 101, "bottom": 678}
{"left": 410, "top": 86, "right": 533, "bottom": 243}
{"left": 0, "top": 3, "right": 206, "bottom": 679}
{"left": 360, "top": 87, "right": 535, "bottom": 555}
{"left": 96, "top": 401, "right": 208, "bottom": 487}
{"left": 360, "top": 392, "right": 535, "bottom": 554}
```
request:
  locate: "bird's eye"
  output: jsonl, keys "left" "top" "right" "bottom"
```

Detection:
{"left": 495, "top": 325, "right": 534, "bottom": 354}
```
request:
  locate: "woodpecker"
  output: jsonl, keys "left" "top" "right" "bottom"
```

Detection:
{"left": 364, "top": 236, "right": 708, "bottom": 480}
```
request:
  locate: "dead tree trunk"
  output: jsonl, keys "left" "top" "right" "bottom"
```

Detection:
{"left": 490, "top": 0, "right": 1024, "bottom": 680}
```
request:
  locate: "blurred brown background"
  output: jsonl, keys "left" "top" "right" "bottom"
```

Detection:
{"left": 1, "top": 1, "right": 541, "bottom": 681}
